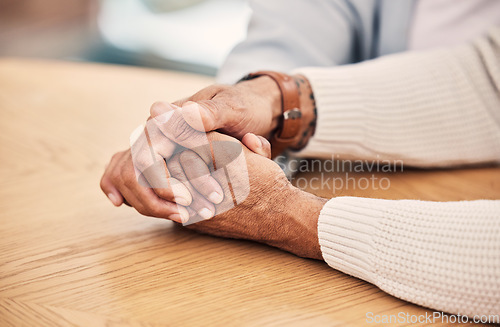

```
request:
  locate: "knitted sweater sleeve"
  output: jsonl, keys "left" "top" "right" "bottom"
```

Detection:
{"left": 293, "top": 28, "right": 500, "bottom": 317}
{"left": 319, "top": 197, "right": 500, "bottom": 317}
{"left": 294, "top": 28, "right": 500, "bottom": 167}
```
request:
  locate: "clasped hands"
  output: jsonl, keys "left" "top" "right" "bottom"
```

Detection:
{"left": 100, "top": 79, "right": 325, "bottom": 259}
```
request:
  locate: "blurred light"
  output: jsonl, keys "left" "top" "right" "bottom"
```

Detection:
{"left": 98, "top": 0, "right": 251, "bottom": 69}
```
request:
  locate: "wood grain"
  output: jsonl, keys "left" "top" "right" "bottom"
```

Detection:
{"left": 0, "top": 58, "right": 498, "bottom": 326}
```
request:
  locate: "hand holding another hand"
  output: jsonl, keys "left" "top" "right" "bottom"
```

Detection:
{"left": 172, "top": 74, "right": 317, "bottom": 153}
{"left": 101, "top": 101, "right": 325, "bottom": 259}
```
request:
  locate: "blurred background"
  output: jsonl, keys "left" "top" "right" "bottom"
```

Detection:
{"left": 0, "top": 0, "right": 250, "bottom": 75}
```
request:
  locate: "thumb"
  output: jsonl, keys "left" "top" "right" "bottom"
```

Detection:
{"left": 181, "top": 100, "right": 231, "bottom": 133}
{"left": 242, "top": 133, "right": 272, "bottom": 159}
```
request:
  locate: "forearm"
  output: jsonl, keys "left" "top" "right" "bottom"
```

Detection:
{"left": 264, "top": 188, "right": 326, "bottom": 260}
{"left": 319, "top": 197, "right": 500, "bottom": 317}
{"left": 294, "top": 28, "right": 500, "bottom": 167}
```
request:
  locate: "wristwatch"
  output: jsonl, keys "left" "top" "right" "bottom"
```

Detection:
{"left": 239, "top": 71, "right": 302, "bottom": 150}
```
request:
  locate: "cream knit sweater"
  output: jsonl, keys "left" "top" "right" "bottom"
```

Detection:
{"left": 295, "top": 28, "right": 500, "bottom": 318}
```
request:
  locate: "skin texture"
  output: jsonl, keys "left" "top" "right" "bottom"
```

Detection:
{"left": 100, "top": 74, "right": 324, "bottom": 259}
{"left": 174, "top": 76, "right": 282, "bottom": 140}
{"left": 183, "top": 147, "right": 326, "bottom": 260}
{"left": 102, "top": 74, "right": 317, "bottom": 208}
{"left": 174, "top": 74, "right": 318, "bottom": 151}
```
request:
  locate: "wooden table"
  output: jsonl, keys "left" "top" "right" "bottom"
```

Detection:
{"left": 0, "top": 58, "right": 498, "bottom": 326}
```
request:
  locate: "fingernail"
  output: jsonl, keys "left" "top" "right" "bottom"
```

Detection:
{"left": 153, "top": 112, "right": 169, "bottom": 123}
{"left": 175, "top": 196, "right": 191, "bottom": 207}
{"left": 169, "top": 211, "right": 190, "bottom": 224}
{"left": 180, "top": 210, "right": 190, "bottom": 223}
{"left": 208, "top": 192, "right": 223, "bottom": 204}
{"left": 256, "top": 135, "right": 264, "bottom": 149}
{"left": 151, "top": 103, "right": 175, "bottom": 123}
{"left": 198, "top": 208, "right": 213, "bottom": 220}
{"left": 247, "top": 133, "right": 261, "bottom": 149}
{"left": 151, "top": 103, "right": 165, "bottom": 118}
{"left": 168, "top": 213, "right": 182, "bottom": 222}
{"left": 107, "top": 193, "right": 119, "bottom": 206}
{"left": 260, "top": 136, "right": 270, "bottom": 148}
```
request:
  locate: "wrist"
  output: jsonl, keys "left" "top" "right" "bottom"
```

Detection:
{"left": 256, "top": 76, "right": 283, "bottom": 132}
{"left": 238, "top": 71, "right": 316, "bottom": 154}
{"left": 238, "top": 75, "right": 282, "bottom": 133}
{"left": 267, "top": 186, "right": 326, "bottom": 260}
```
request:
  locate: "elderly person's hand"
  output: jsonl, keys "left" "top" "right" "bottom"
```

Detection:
{"left": 178, "top": 139, "right": 326, "bottom": 259}
{"left": 101, "top": 101, "right": 326, "bottom": 259}
{"left": 173, "top": 74, "right": 317, "bottom": 154}
{"left": 100, "top": 102, "right": 271, "bottom": 222}
{"left": 100, "top": 99, "right": 282, "bottom": 214}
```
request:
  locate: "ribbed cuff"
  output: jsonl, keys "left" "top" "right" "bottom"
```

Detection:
{"left": 318, "top": 196, "right": 389, "bottom": 284}
{"left": 318, "top": 197, "right": 500, "bottom": 317}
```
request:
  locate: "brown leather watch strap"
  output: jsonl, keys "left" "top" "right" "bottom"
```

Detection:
{"left": 239, "top": 71, "right": 302, "bottom": 145}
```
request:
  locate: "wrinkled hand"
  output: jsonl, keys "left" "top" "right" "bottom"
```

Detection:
{"left": 100, "top": 102, "right": 273, "bottom": 223}
{"left": 172, "top": 74, "right": 317, "bottom": 154}
{"left": 180, "top": 140, "right": 326, "bottom": 259}
{"left": 101, "top": 101, "right": 325, "bottom": 259}
{"left": 173, "top": 76, "right": 282, "bottom": 140}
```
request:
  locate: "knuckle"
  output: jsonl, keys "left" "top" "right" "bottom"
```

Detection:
{"left": 150, "top": 101, "right": 173, "bottom": 118}
{"left": 110, "top": 152, "right": 121, "bottom": 162}
{"left": 167, "top": 162, "right": 183, "bottom": 177}
{"left": 150, "top": 101, "right": 166, "bottom": 111}
{"left": 155, "top": 188, "right": 174, "bottom": 201}
{"left": 173, "top": 97, "right": 188, "bottom": 107}
{"left": 171, "top": 118, "right": 197, "bottom": 143}
{"left": 180, "top": 151, "right": 199, "bottom": 167}
{"left": 212, "top": 84, "right": 229, "bottom": 94}
{"left": 146, "top": 202, "right": 163, "bottom": 217}
{"left": 192, "top": 84, "right": 224, "bottom": 100}
{"left": 134, "top": 153, "right": 153, "bottom": 172}
{"left": 136, "top": 206, "right": 149, "bottom": 217}
{"left": 123, "top": 174, "right": 137, "bottom": 189}
{"left": 109, "top": 167, "right": 121, "bottom": 184}
{"left": 99, "top": 177, "right": 108, "bottom": 192}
